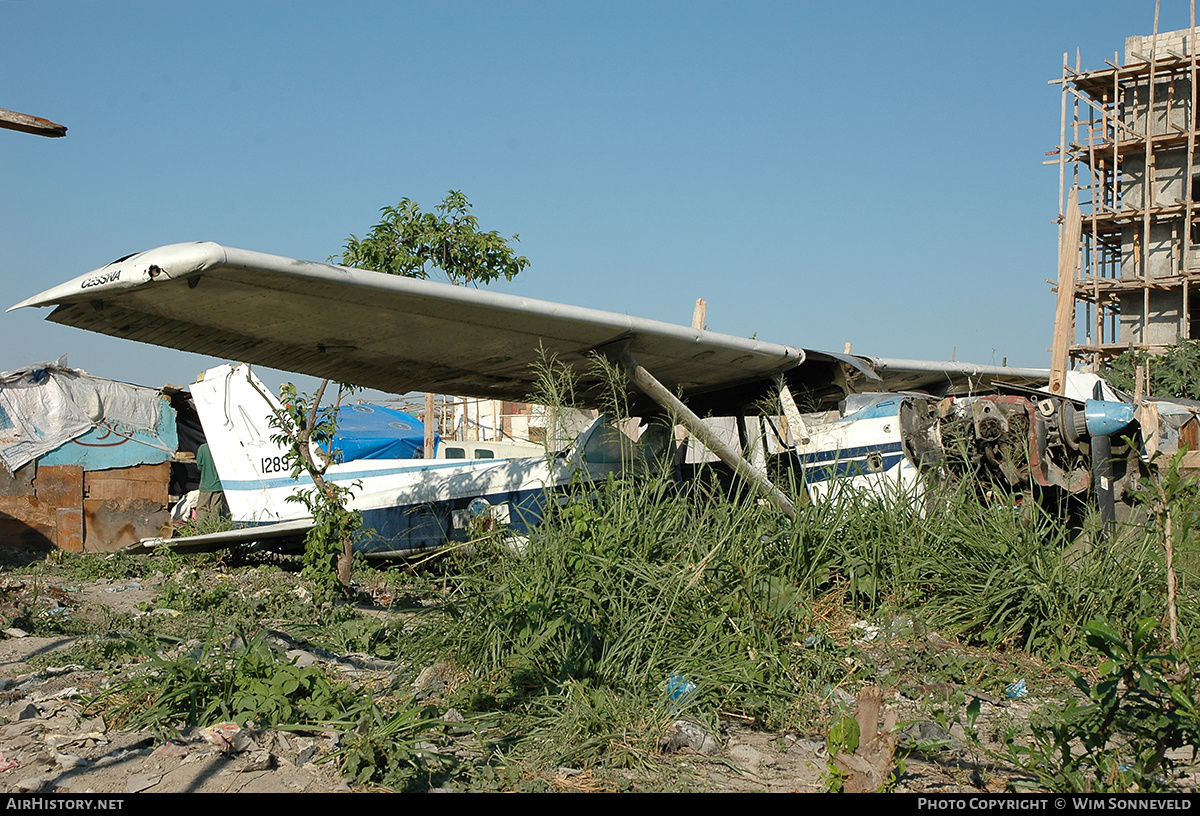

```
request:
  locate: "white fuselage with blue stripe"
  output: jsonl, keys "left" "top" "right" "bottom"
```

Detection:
{"left": 793, "top": 394, "right": 919, "bottom": 501}
{"left": 190, "top": 364, "right": 621, "bottom": 555}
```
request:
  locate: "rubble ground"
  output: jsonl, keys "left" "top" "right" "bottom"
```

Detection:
{"left": 1, "top": 544, "right": 1197, "bottom": 794}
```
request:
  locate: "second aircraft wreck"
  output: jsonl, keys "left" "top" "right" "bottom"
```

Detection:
{"left": 10, "top": 242, "right": 1186, "bottom": 552}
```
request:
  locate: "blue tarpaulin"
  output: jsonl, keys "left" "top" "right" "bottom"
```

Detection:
{"left": 331, "top": 403, "right": 438, "bottom": 461}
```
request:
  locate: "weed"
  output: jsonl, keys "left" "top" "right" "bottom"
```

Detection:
{"left": 331, "top": 699, "right": 447, "bottom": 790}
{"left": 1007, "top": 618, "right": 1200, "bottom": 792}
{"left": 309, "top": 616, "right": 400, "bottom": 660}
{"left": 824, "top": 712, "right": 859, "bottom": 792}
{"left": 172, "top": 511, "right": 238, "bottom": 539}
{"left": 44, "top": 552, "right": 154, "bottom": 582}
{"left": 95, "top": 629, "right": 359, "bottom": 736}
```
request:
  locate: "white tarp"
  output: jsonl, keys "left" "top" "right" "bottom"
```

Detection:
{"left": 0, "top": 356, "right": 163, "bottom": 472}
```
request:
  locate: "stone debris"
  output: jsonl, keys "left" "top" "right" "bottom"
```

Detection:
{"left": 661, "top": 719, "right": 719, "bottom": 755}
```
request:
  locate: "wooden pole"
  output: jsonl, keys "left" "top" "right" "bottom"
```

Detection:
{"left": 424, "top": 391, "right": 435, "bottom": 458}
{"left": 617, "top": 348, "right": 796, "bottom": 521}
{"left": 1050, "top": 189, "right": 1083, "bottom": 395}
{"left": 0, "top": 108, "right": 66, "bottom": 137}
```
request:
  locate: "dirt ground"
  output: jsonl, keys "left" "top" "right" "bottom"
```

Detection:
{"left": 1, "top": 551, "right": 1196, "bottom": 794}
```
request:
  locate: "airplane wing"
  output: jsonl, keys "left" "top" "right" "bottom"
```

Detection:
{"left": 11, "top": 242, "right": 869, "bottom": 414}
{"left": 854, "top": 356, "right": 1050, "bottom": 397}
{"left": 121, "top": 518, "right": 312, "bottom": 555}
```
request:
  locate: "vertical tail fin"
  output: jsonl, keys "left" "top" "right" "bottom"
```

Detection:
{"left": 190, "top": 364, "right": 302, "bottom": 523}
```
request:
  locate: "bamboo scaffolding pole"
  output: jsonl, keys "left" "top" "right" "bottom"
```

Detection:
{"left": 1142, "top": 3, "right": 1159, "bottom": 347}
{"left": 1186, "top": 3, "right": 1198, "bottom": 339}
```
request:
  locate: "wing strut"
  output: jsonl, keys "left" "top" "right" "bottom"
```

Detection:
{"left": 614, "top": 348, "right": 798, "bottom": 521}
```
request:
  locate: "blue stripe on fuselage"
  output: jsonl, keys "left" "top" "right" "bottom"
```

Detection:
{"left": 795, "top": 441, "right": 904, "bottom": 466}
{"left": 220, "top": 459, "right": 511, "bottom": 491}
{"left": 797, "top": 445, "right": 906, "bottom": 485}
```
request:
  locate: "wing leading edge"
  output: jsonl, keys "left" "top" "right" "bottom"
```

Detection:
{"left": 12, "top": 242, "right": 863, "bottom": 414}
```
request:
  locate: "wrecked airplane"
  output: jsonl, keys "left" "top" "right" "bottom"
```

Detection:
{"left": 7, "top": 242, "right": 1179, "bottom": 552}
{"left": 187, "top": 362, "right": 663, "bottom": 555}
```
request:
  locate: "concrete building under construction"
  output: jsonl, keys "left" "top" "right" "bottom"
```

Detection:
{"left": 1053, "top": 15, "right": 1200, "bottom": 369}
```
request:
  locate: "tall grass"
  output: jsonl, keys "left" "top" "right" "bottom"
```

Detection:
{"left": 426, "top": 460, "right": 1195, "bottom": 741}
{"left": 412, "top": 356, "right": 1199, "bottom": 769}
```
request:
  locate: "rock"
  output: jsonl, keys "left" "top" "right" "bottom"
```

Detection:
{"left": 730, "top": 743, "right": 775, "bottom": 775}
{"left": 126, "top": 772, "right": 162, "bottom": 793}
{"left": 13, "top": 703, "right": 39, "bottom": 721}
{"left": 55, "top": 752, "right": 87, "bottom": 769}
{"left": 661, "top": 719, "right": 719, "bottom": 755}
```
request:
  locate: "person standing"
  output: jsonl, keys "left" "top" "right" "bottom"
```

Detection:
{"left": 195, "top": 442, "right": 227, "bottom": 522}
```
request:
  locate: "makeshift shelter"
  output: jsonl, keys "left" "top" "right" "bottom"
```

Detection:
{"left": 0, "top": 357, "right": 197, "bottom": 551}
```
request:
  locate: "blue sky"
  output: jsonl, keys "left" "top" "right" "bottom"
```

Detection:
{"left": 1, "top": 1, "right": 1188, "bottom": 395}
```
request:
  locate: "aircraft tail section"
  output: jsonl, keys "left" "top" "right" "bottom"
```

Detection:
{"left": 190, "top": 364, "right": 305, "bottom": 523}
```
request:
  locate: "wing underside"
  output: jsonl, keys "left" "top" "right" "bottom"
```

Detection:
{"left": 13, "top": 242, "right": 1050, "bottom": 412}
{"left": 13, "top": 242, "right": 861, "bottom": 413}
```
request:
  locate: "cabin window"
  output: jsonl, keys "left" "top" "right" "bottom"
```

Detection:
{"left": 474, "top": 449, "right": 495, "bottom": 459}
{"left": 444, "top": 447, "right": 466, "bottom": 459}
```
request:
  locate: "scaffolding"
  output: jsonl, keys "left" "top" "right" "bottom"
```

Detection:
{"left": 1052, "top": 3, "right": 1200, "bottom": 368}
{"left": 382, "top": 394, "right": 538, "bottom": 443}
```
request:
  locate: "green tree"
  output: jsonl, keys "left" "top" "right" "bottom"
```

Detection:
{"left": 1104, "top": 340, "right": 1200, "bottom": 400}
{"left": 249, "top": 375, "right": 362, "bottom": 592}
{"left": 338, "top": 190, "right": 529, "bottom": 285}
{"left": 279, "top": 191, "right": 531, "bottom": 591}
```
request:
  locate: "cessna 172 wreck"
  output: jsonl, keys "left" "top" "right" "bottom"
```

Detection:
{"left": 9, "top": 242, "right": 1177, "bottom": 554}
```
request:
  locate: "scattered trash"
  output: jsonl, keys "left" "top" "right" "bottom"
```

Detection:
{"left": 200, "top": 722, "right": 250, "bottom": 753}
{"left": 824, "top": 685, "right": 857, "bottom": 707}
{"left": 926, "top": 631, "right": 954, "bottom": 650}
{"left": 1005, "top": 679, "right": 1028, "bottom": 699}
{"left": 899, "top": 720, "right": 956, "bottom": 746}
{"left": 794, "top": 737, "right": 827, "bottom": 758}
{"left": 238, "top": 750, "right": 273, "bottom": 773}
{"left": 126, "top": 773, "right": 162, "bottom": 793}
{"left": 850, "top": 620, "right": 882, "bottom": 643}
{"left": 0, "top": 752, "right": 18, "bottom": 773}
{"left": 666, "top": 673, "right": 697, "bottom": 713}
{"left": 151, "top": 742, "right": 189, "bottom": 759}
{"left": 287, "top": 649, "right": 318, "bottom": 668}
